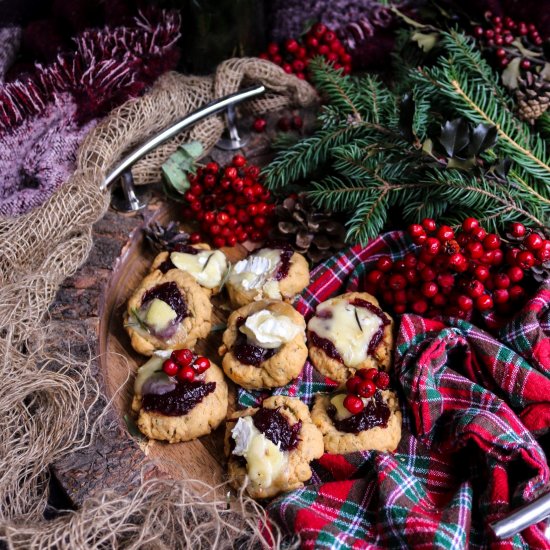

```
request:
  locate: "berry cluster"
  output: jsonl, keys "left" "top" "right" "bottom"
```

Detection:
{"left": 473, "top": 12, "right": 544, "bottom": 69}
{"left": 182, "top": 155, "right": 274, "bottom": 248}
{"left": 343, "top": 368, "right": 390, "bottom": 414}
{"left": 252, "top": 113, "right": 303, "bottom": 134}
{"left": 162, "top": 349, "right": 211, "bottom": 383}
{"left": 365, "top": 218, "right": 548, "bottom": 319}
{"left": 259, "top": 23, "right": 352, "bottom": 81}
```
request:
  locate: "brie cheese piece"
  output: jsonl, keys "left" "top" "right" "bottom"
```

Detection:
{"left": 229, "top": 249, "right": 282, "bottom": 294}
{"left": 170, "top": 250, "right": 228, "bottom": 289}
{"left": 240, "top": 309, "right": 303, "bottom": 349}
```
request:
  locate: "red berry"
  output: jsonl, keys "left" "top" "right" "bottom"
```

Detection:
{"left": 177, "top": 365, "right": 196, "bottom": 383}
{"left": 408, "top": 224, "right": 424, "bottom": 238}
{"left": 394, "top": 290, "right": 407, "bottom": 304}
{"left": 507, "top": 266, "right": 524, "bottom": 283}
{"left": 225, "top": 166, "right": 238, "bottom": 180}
{"left": 403, "top": 253, "right": 417, "bottom": 268}
{"left": 437, "top": 225, "right": 455, "bottom": 241}
{"left": 474, "top": 265, "right": 490, "bottom": 281}
{"left": 213, "top": 236, "right": 226, "bottom": 248}
{"left": 448, "top": 253, "right": 468, "bottom": 272}
{"left": 457, "top": 294, "right": 473, "bottom": 311}
{"left": 537, "top": 247, "right": 550, "bottom": 262}
{"left": 250, "top": 230, "right": 262, "bottom": 241}
{"left": 421, "top": 281, "right": 438, "bottom": 298}
{"left": 374, "top": 371, "right": 390, "bottom": 390}
{"left": 476, "top": 294, "right": 493, "bottom": 311}
{"left": 346, "top": 375, "right": 362, "bottom": 393}
{"left": 520, "top": 59, "right": 531, "bottom": 70}
{"left": 232, "top": 154, "right": 246, "bottom": 167}
{"left": 226, "top": 235, "right": 237, "bottom": 247}
{"left": 190, "top": 232, "right": 202, "bottom": 244}
{"left": 468, "top": 280, "right": 485, "bottom": 298}
{"left": 420, "top": 267, "right": 436, "bottom": 282}
{"left": 376, "top": 256, "right": 393, "bottom": 272}
{"left": 412, "top": 299, "right": 428, "bottom": 315}
{"left": 524, "top": 232, "right": 543, "bottom": 251}
{"left": 291, "top": 115, "right": 303, "bottom": 130}
{"left": 496, "top": 47, "right": 506, "bottom": 58}
{"left": 510, "top": 222, "right": 526, "bottom": 238}
{"left": 323, "top": 30, "right": 336, "bottom": 43}
{"left": 388, "top": 273, "right": 407, "bottom": 290}
{"left": 206, "top": 161, "right": 219, "bottom": 174}
{"left": 462, "top": 217, "right": 479, "bottom": 233}
{"left": 393, "top": 303, "right": 407, "bottom": 314}
{"left": 483, "top": 234, "right": 501, "bottom": 250}
{"left": 267, "top": 42, "right": 279, "bottom": 55}
{"left": 437, "top": 273, "right": 455, "bottom": 288}
{"left": 190, "top": 183, "right": 203, "bottom": 196}
{"left": 217, "top": 212, "right": 229, "bottom": 226}
{"left": 162, "top": 359, "right": 180, "bottom": 376}
{"left": 194, "top": 356, "right": 211, "bottom": 374}
{"left": 172, "top": 348, "right": 194, "bottom": 366}
{"left": 344, "top": 395, "right": 364, "bottom": 414}
{"left": 247, "top": 204, "right": 258, "bottom": 216}
{"left": 253, "top": 118, "right": 267, "bottom": 132}
{"left": 493, "top": 273, "right": 510, "bottom": 289}
{"left": 492, "top": 249, "right": 504, "bottom": 266}
{"left": 472, "top": 227, "right": 487, "bottom": 241}
{"left": 422, "top": 218, "right": 437, "bottom": 232}
{"left": 366, "top": 270, "right": 383, "bottom": 286}
{"left": 285, "top": 38, "right": 299, "bottom": 53}
{"left": 466, "top": 242, "right": 484, "bottom": 259}
{"left": 474, "top": 26, "right": 484, "bottom": 37}
{"left": 516, "top": 250, "right": 535, "bottom": 269}
{"left": 480, "top": 250, "right": 495, "bottom": 265}
{"left": 358, "top": 368, "right": 378, "bottom": 381}
{"left": 253, "top": 215, "right": 267, "bottom": 228}
{"left": 509, "top": 285, "right": 525, "bottom": 301}
{"left": 433, "top": 293, "right": 447, "bottom": 307}
{"left": 357, "top": 380, "right": 376, "bottom": 399}
{"left": 424, "top": 237, "right": 441, "bottom": 255}
{"left": 493, "top": 289, "right": 509, "bottom": 304}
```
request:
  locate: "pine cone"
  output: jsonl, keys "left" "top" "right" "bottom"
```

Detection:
{"left": 270, "top": 194, "right": 347, "bottom": 263}
{"left": 516, "top": 71, "right": 550, "bottom": 124}
{"left": 143, "top": 222, "right": 189, "bottom": 253}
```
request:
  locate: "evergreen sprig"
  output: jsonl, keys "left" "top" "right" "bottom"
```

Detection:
{"left": 262, "top": 32, "right": 549, "bottom": 244}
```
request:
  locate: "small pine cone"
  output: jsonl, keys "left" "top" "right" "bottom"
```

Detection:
{"left": 143, "top": 221, "right": 189, "bottom": 252}
{"left": 516, "top": 71, "right": 550, "bottom": 124}
{"left": 270, "top": 194, "right": 347, "bottom": 264}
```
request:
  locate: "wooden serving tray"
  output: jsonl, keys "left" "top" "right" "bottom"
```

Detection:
{"left": 98, "top": 202, "right": 254, "bottom": 491}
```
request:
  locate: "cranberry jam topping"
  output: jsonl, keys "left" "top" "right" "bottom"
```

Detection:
{"left": 252, "top": 406, "right": 301, "bottom": 451}
{"left": 142, "top": 381, "right": 216, "bottom": 416}
{"left": 328, "top": 391, "right": 390, "bottom": 434}
{"left": 141, "top": 282, "right": 189, "bottom": 322}
{"left": 264, "top": 240, "right": 294, "bottom": 281}
{"left": 308, "top": 331, "right": 344, "bottom": 364}
{"left": 233, "top": 316, "right": 277, "bottom": 367}
{"left": 349, "top": 298, "right": 390, "bottom": 355}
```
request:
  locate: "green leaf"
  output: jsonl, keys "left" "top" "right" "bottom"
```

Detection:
{"left": 180, "top": 141, "right": 204, "bottom": 159}
{"left": 502, "top": 57, "right": 521, "bottom": 90}
{"left": 469, "top": 123, "right": 498, "bottom": 156}
{"left": 439, "top": 118, "right": 470, "bottom": 158}
{"left": 411, "top": 31, "right": 439, "bottom": 52}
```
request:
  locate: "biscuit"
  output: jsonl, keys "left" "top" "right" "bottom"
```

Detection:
{"left": 311, "top": 390, "right": 401, "bottom": 454}
{"left": 125, "top": 269, "right": 212, "bottom": 356}
{"left": 307, "top": 292, "right": 394, "bottom": 386}
{"left": 133, "top": 361, "right": 228, "bottom": 443}
{"left": 225, "top": 396, "right": 324, "bottom": 499}
{"left": 219, "top": 301, "right": 307, "bottom": 389}
{"left": 226, "top": 247, "right": 309, "bottom": 308}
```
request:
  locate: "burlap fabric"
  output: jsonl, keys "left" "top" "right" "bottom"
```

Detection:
{"left": 0, "top": 58, "right": 315, "bottom": 548}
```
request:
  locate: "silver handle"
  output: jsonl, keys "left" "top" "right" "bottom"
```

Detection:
{"left": 101, "top": 83, "right": 266, "bottom": 190}
{"left": 490, "top": 490, "right": 550, "bottom": 539}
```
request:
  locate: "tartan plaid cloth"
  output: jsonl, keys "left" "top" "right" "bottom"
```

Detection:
{"left": 237, "top": 231, "right": 550, "bottom": 549}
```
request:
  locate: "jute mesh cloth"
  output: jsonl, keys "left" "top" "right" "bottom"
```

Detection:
{"left": 0, "top": 58, "right": 315, "bottom": 548}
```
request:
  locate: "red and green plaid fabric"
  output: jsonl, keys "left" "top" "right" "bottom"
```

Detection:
{"left": 237, "top": 231, "right": 550, "bottom": 549}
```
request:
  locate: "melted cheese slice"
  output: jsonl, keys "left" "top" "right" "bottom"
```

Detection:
{"left": 229, "top": 249, "right": 282, "bottom": 297}
{"left": 307, "top": 299, "right": 383, "bottom": 367}
{"left": 144, "top": 298, "right": 177, "bottom": 331}
{"left": 231, "top": 416, "right": 288, "bottom": 489}
{"left": 240, "top": 309, "right": 303, "bottom": 349}
{"left": 170, "top": 250, "right": 228, "bottom": 289}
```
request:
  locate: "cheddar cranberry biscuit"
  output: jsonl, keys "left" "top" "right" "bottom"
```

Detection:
{"left": 307, "top": 291, "right": 394, "bottom": 386}
{"left": 132, "top": 351, "right": 228, "bottom": 443}
{"left": 226, "top": 243, "right": 309, "bottom": 307}
{"left": 125, "top": 269, "right": 212, "bottom": 356}
{"left": 150, "top": 243, "right": 229, "bottom": 296}
{"left": 225, "top": 396, "right": 324, "bottom": 499}
{"left": 219, "top": 300, "right": 307, "bottom": 389}
{"left": 312, "top": 390, "right": 401, "bottom": 454}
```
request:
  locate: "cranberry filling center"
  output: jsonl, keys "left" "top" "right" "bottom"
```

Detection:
{"left": 328, "top": 391, "right": 390, "bottom": 434}
{"left": 252, "top": 407, "right": 301, "bottom": 451}
{"left": 233, "top": 316, "right": 278, "bottom": 367}
{"left": 142, "top": 380, "right": 216, "bottom": 416}
{"left": 141, "top": 281, "right": 189, "bottom": 325}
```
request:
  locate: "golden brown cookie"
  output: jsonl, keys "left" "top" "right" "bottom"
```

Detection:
{"left": 219, "top": 300, "right": 307, "bottom": 389}
{"left": 150, "top": 243, "right": 229, "bottom": 296}
{"left": 125, "top": 269, "right": 212, "bottom": 356}
{"left": 225, "top": 396, "right": 324, "bottom": 499}
{"left": 307, "top": 292, "right": 394, "bottom": 386}
{"left": 133, "top": 360, "right": 228, "bottom": 443}
{"left": 226, "top": 246, "right": 309, "bottom": 308}
{"left": 311, "top": 390, "right": 401, "bottom": 454}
